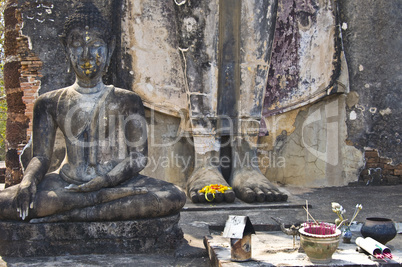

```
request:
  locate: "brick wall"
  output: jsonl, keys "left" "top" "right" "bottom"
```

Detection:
{"left": 18, "top": 37, "right": 42, "bottom": 138}
{"left": 359, "top": 149, "right": 402, "bottom": 185}
{"left": 3, "top": 1, "right": 41, "bottom": 187}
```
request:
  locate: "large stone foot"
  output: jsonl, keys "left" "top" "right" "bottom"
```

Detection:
{"left": 230, "top": 167, "right": 287, "bottom": 203}
{"left": 187, "top": 165, "right": 235, "bottom": 203}
{"left": 230, "top": 136, "right": 288, "bottom": 203}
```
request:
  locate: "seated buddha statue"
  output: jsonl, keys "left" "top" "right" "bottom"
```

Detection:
{"left": 0, "top": 2, "right": 186, "bottom": 222}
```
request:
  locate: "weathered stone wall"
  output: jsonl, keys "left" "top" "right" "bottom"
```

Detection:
{"left": 338, "top": 0, "right": 401, "bottom": 183}
{"left": 260, "top": 94, "right": 364, "bottom": 187}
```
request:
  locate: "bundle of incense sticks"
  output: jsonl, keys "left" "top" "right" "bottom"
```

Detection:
{"left": 383, "top": 252, "right": 393, "bottom": 259}
{"left": 304, "top": 222, "right": 336, "bottom": 235}
{"left": 374, "top": 251, "right": 393, "bottom": 261}
{"left": 374, "top": 252, "right": 385, "bottom": 260}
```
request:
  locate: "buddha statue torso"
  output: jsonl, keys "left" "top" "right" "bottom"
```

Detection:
{"left": 39, "top": 85, "right": 145, "bottom": 184}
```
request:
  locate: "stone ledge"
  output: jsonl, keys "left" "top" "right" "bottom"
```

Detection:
{"left": 0, "top": 214, "right": 183, "bottom": 257}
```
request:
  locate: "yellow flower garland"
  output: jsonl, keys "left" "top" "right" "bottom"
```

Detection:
{"left": 199, "top": 184, "right": 232, "bottom": 202}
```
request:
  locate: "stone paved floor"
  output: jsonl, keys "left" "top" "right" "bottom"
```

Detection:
{"left": 0, "top": 184, "right": 401, "bottom": 266}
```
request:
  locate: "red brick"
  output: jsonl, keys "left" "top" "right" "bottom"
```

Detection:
{"left": 366, "top": 163, "right": 383, "bottom": 169}
{"left": 23, "top": 93, "right": 36, "bottom": 97}
{"left": 382, "top": 169, "right": 392, "bottom": 175}
{"left": 23, "top": 95, "right": 33, "bottom": 99}
{"left": 20, "top": 60, "right": 32, "bottom": 65}
{"left": 25, "top": 57, "right": 39, "bottom": 61}
{"left": 364, "top": 150, "right": 378, "bottom": 158}
{"left": 383, "top": 164, "right": 395, "bottom": 170}
{"left": 380, "top": 158, "right": 392, "bottom": 164}
{"left": 367, "top": 157, "right": 379, "bottom": 163}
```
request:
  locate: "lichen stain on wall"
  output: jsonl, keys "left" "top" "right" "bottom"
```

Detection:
{"left": 264, "top": 0, "right": 339, "bottom": 116}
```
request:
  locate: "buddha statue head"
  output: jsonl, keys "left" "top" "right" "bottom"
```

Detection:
{"left": 59, "top": 2, "right": 116, "bottom": 87}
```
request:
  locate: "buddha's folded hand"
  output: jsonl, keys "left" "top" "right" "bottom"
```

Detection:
{"left": 15, "top": 180, "right": 37, "bottom": 220}
{"left": 65, "top": 176, "right": 108, "bottom": 192}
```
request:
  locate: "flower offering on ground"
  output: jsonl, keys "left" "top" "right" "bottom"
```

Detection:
{"left": 199, "top": 184, "right": 232, "bottom": 202}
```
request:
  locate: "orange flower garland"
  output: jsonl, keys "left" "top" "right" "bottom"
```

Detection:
{"left": 199, "top": 184, "right": 232, "bottom": 202}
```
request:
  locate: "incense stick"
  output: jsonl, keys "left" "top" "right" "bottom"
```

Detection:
{"left": 303, "top": 206, "right": 318, "bottom": 225}
{"left": 306, "top": 200, "right": 309, "bottom": 222}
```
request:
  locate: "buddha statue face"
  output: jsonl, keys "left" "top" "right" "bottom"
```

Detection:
{"left": 59, "top": 2, "right": 115, "bottom": 87}
{"left": 66, "top": 26, "right": 109, "bottom": 82}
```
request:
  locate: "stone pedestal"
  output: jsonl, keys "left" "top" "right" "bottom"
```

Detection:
{"left": 0, "top": 214, "right": 183, "bottom": 257}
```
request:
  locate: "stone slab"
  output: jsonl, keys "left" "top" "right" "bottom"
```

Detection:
{"left": 0, "top": 214, "right": 183, "bottom": 257}
{"left": 205, "top": 231, "right": 402, "bottom": 266}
